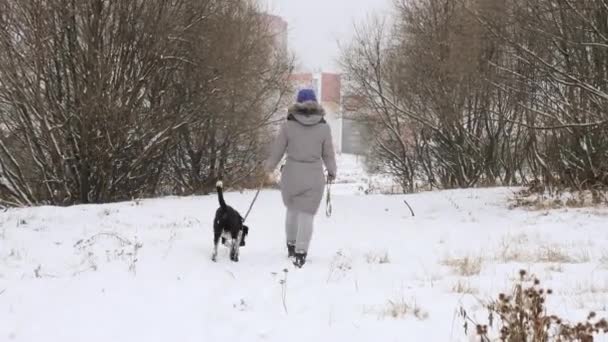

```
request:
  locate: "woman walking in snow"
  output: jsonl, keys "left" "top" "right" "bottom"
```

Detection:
{"left": 264, "top": 89, "right": 337, "bottom": 268}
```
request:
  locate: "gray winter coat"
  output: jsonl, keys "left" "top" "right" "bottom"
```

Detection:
{"left": 265, "top": 101, "right": 337, "bottom": 215}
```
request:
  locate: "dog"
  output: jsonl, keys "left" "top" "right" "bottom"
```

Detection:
{"left": 212, "top": 181, "right": 249, "bottom": 262}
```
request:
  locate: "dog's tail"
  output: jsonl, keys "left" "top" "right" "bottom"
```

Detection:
{"left": 216, "top": 180, "right": 227, "bottom": 210}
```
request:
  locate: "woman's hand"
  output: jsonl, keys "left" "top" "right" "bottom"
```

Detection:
{"left": 327, "top": 173, "right": 336, "bottom": 182}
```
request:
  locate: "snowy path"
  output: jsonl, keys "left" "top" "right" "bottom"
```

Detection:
{"left": 2, "top": 158, "right": 608, "bottom": 341}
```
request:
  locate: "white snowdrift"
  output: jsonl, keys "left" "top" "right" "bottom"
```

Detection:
{"left": 1, "top": 155, "right": 608, "bottom": 342}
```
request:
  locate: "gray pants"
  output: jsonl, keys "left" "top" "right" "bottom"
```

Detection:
{"left": 285, "top": 209, "right": 314, "bottom": 253}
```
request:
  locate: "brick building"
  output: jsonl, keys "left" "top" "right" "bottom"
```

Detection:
{"left": 262, "top": 13, "right": 367, "bottom": 155}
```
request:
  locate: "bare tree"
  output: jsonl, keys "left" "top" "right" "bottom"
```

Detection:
{"left": 469, "top": 0, "right": 608, "bottom": 190}
{"left": 166, "top": 1, "right": 293, "bottom": 195}
{"left": 0, "top": 0, "right": 194, "bottom": 205}
{"left": 342, "top": 0, "right": 607, "bottom": 193}
{"left": 341, "top": 0, "right": 525, "bottom": 191}
{"left": 0, "top": 0, "right": 293, "bottom": 206}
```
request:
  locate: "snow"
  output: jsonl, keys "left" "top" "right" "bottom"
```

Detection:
{"left": 2, "top": 154, "right": 608, "bottom": 342}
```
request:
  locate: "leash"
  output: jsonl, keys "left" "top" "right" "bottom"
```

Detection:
{"left": 242, "top": 181, "right": 264, "bottom": 223}
{"left": 325, "top": 178, "right": 333, "bottom": 218}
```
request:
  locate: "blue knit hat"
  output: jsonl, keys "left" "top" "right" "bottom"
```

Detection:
{"left": 296, "top": 88, "right": 317, "bottom": 103}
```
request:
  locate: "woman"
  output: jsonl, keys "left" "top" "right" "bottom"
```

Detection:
{"left": 265, "top": 88, "right": 337, "bottom": 268}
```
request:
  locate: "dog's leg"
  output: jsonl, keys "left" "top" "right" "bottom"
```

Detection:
{"left": 236, "top": 230, "right": 243, "bottom": 250}
{"left": 230, "top": 231, "right": 243, "bottom": 262}
{"left": 229, "top": 243, "right": 237, "bottom": 262}
{"left": 212, "top": 231, "right": 221, "bottom": 262}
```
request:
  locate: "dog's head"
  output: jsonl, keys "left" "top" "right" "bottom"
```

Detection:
{"left": 240, "top": 225, "right": 249, "bottom": 247}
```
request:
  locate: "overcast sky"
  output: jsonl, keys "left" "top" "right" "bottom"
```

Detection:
{"left": 265, "top": 0, "right": 391, "bottom": 73}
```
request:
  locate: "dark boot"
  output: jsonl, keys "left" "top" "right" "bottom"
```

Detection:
{"left": 287, "top": 244, "right": 296, "bottom": 258}
{"left": 293, "top": 252, "right": 307, "bottom": 268}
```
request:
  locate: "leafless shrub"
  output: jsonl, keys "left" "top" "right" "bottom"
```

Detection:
{"left": 341, "top": 0, "right": 608, "bottom": 193}
{"left": 165, "top": 1, "right": 293, "bottom": 195}
{"left": 460, "top": 270, "right": 608, "bottom": 342}
{"left": 0, "top": 0, "right": 293, "bottom": 206}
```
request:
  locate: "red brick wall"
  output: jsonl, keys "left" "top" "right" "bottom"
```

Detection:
{"left": 289, "top": 73, "right": 313, "bottom": 87}
{"left": 321, "top": 73, "right": 341, "bottom": 104}
{"left": 290, "top": 73, "right": 341, "bottom": 105}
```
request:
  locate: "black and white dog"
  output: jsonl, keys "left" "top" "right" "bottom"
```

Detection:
{"left": 212, "top": 181, "right": 249, "bottom": 262}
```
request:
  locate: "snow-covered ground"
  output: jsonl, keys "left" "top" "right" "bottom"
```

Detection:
{"left": 2, "top": 154, "right": 608, "bottom": 342}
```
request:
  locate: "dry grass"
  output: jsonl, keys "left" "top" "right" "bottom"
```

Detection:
{"left": 510, "top": 189, "right": 607, "bottom": 211}
{"left": 599, "top": 252, "right": 608, "bottom": 269}
{"left": 327, "top": 250, "right": 352, "bottom": 283}
{"left": 537, "top": 246, "right": 590, "bottom": 264}
{"left": 545, "top": 264, "right": 564, "bottom": 273}
{"left": 535, "top": 247, "right": 570, "bottom": 263}
{"left": 365, "top": 251, "right": 391, "bottom": 264}
{"left": 378, "top": 297, "right": 428, "bottom": 320}
{"left": 497, "top": 233, "right": 530, "bottom": 262}
{"left": 363, "top": 296, "right": 429, "bottom": 320}
{"left": 496, "top": 234, "right": 590, "bottom": 264}
{"left": 451, "top": 280, "right": 478, "bottom": 294}
{"left": 574, "top": 281, "right": 608, "bottom": 295}
{"left": 574, "top": 295, "right": 608, "bottom": 311}
{"left": 415, "top": 271, "right": 444, "bottom": 288}
{"left": 442, "top": 256, "right": 483, "bottom": 276}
